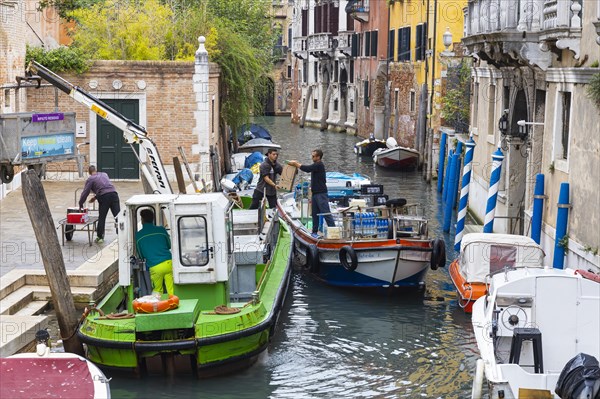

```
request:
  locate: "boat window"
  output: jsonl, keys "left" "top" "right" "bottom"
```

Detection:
{"left": 489, "top": 245, "right": 517, "bottom": 273}
{"left": 178, "top": 216, "right": 209, "bottom": 267}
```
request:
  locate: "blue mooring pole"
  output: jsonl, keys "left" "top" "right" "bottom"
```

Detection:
{"left": 442, "top": 150, "right": 454, "bottom": 202}
{"left": 454, "top": 137, "right": 476, "bottom": 251}
{"left": 531, "top": 174, "right": 545, "bottom": 244}
{"left": 453, "top": 141, "right": 464, "bottom": 207}
{"left": 443, "top": 153, "right": 460, "bottom": 232}
{"left": 483, "top": 145, "right": 505, "bottom": 233}
{"left": 437, "top": 132, "right": 447, "bottom": 193}
{"left": 553, "top": 182, "right": 570, "bottom": 269}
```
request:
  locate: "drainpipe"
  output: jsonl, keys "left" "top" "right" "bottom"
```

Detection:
{"left": 531, "top": 173, "right": 545, "bottom": 244}
{"left": 553, "top": 182, "right": 570, "bottom": 269}
{"left": 426, "top": 0, "right": 439, "bottom": 182}
{"left": 382, "top": 1, "right": 391, "bottom": 139}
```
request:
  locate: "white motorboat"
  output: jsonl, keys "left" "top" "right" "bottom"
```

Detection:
{"left": 1, "top": 330, "right": 111, "bottom": 399}
{"left": 372, "top": 137, "right": 419, "bottom": 171}
{"left": 471, "top": 267, "right": 600, "bottom": 399}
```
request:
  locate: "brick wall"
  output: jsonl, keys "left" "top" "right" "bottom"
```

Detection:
{"left": 389, "top": 63, "right": 418, "bottom": 148}
{"left": 25, "top": 60, "right": 220, "bottom": 178}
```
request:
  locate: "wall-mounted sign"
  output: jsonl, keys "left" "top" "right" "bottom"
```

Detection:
{"left": 21, "top": 133, "right": 75, "bottom": 159}
{"left": 31, "top": 113, "right": 64, "bottom": 123}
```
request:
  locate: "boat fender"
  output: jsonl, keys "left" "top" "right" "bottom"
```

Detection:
{"left": 339, "top": 245, "right": 358, "bottom": 272}
{"left": 471, "top": 358, "right": 484, "bottom": 399}
{"left": 306, "top": 244, "right": 320, "bottom": 273}
{"left": 133, "top": 294, "right": 180, "bottom": 314}
{"left": 430, "top": 238, "right": 446, "bottom": 270}
{"left": 575, "top": 269, "right": 600, "bottom": 283}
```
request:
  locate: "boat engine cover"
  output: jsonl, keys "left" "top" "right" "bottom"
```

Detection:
{"left": 555, "top": 353, "right": 600, "bottom": 399}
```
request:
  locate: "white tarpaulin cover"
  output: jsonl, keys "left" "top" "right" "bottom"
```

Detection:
{"left": 459, "top": 233, "right": 545, "bottom": 283}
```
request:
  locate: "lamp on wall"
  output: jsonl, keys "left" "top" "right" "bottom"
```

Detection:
{"left": 498, "top": 109, "right": 509, "bottom": 135}
{"left": 442, "top": 27, "right": 453, "bottom": 51}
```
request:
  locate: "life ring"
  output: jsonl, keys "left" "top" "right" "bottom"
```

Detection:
{"left": 133, "top": 294, "right": 179, "bottom": 314}
{"left": 430, "top": 238, "right": 446, "bottom": 270}
{"left": 305, "top": 244, "right": 320, "bottom": 273}
{"left": 339, "top": 245, "right": 358, "bottom": 272}
{"left": 575, "top": 269, "right": 600, "bottom": 283}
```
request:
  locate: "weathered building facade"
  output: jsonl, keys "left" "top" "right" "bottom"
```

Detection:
{"left": 1, "top": 4, "right": 222, "bottom": 198}
{"left": 291, "top": 0, "right": 356, "bottom": 132}
{"left": 463, "top": 0, "right": 600, "bottom": 271}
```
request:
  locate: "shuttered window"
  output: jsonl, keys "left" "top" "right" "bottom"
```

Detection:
{"left": 370, "top": 30, "right": 378, "bottom": 56}
{"left": 388, "top": 29, "right": 395, "bottom": 60}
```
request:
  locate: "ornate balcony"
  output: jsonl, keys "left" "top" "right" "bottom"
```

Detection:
{"left": 462, "top": 0, "right": 583, "bottom": 70}
{"left": 307, "top": 32, "right": 333, "bottom": 58}
{"left": 292, "top": 36, "right": 308, "bottom": 59}
{"left": 336, "top": 31, "right": 354, "bottom": 57}
{"left": 345, "top": 0, "right": 369, "bottom": 23}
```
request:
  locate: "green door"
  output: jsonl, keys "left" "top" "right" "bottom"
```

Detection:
{"left": 97, "top": 99, "right": 140, "bottom": 179}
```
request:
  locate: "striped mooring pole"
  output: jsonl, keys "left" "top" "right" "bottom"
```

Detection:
{"left": 454, "top": 136, "right": 476, "bottom": 251}
{"left": 437, "top": 132, "right": 447, "bottom": 193}
{"left": 453, "top": 141, "right": 465, "bottom": 207}
{"left": 553, "top": 182, "right": 570, "bottom": 269}
{"left": 483, "top": 144, "right": 505, "bottom": 233}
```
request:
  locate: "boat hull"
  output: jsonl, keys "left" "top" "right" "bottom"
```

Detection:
{"left": 279, "top": 205, "right": 433, "bottom": 289}
{"left": 373, "top": 147, "right": 419, "bottom": 170}
{"left": 77, "top": 219, "right": 293, "bottom": 375}
{"left": 354, "top": 140, "right": 387, "bottom": 157}
{"left": 448, "top": 260, "right": 486, "bottom": 313}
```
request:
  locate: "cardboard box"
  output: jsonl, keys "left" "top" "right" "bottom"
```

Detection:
{"left": 278, "top": 164, "right": 298, "bottom": 192}
{"left": 324, "top": 225, "right": 341, "bottom": 239}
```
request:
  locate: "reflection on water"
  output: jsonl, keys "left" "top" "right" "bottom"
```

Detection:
{"left": 109, "top": 117, "right": 479, "bottom": 398}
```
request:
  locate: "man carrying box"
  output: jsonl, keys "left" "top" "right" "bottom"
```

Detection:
{"left": 79, "top": 165, "right": 120, "bottom": 244}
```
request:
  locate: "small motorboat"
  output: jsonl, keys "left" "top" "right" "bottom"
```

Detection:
{"left": 238, "top": 138, "right": 281, "bottom": 154}
{"left": 354, "top": 136, "right": 388, "bottom": 157}
{"left": 1, "top": 330, "right": 111, "bottom": 399}
{"left": 236, "top": 123, "right": 272, "bottom": 144}
{"left": 372, "top": 137, "right": 419, "bottom": 171}
{"left": 449, "top": 233, "right": 545, "bottom": 313}
{"left": 471, "top": 267, "right": 600, "bottom": 398}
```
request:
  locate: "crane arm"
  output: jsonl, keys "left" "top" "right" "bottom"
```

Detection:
{"left": 26, "top": 61, "right": 172, "bottom": 195}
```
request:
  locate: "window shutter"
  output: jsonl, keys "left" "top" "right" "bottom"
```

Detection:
{"left": 389, "top": 29, "right": 395, "bottom": 60}
{"left": 351, "top": 33, "right": 358, "bottom": 57}
{"left": 365, "top": 31, "right": 371, "bottom": 57}
{"left": 371, "top": 30, "right": 378, "bottom": 56}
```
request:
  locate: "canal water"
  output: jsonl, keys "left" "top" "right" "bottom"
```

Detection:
{"left": 109, "top": 116, "right": 480, "bottom": 398}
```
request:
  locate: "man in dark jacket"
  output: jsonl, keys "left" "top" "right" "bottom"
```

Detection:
{"left": 288, "top": 149, "right": 335, "bottom": 237}
{"left": 250, "top": 148, "right": 283, "bottom": 209}
{"left": 78, "top": 165, "right": 120, "bottom": 244}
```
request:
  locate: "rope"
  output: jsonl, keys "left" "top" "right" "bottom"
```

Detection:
{"left": 458, "top": 284, "right": 473, "bottom": 309}
{"left": 207, "top": 305, "right": 241, "bottom": 315}
{"left": 60, "top": 304, "right": 104, "bottom": 341}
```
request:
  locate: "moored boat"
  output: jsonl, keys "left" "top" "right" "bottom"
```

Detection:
{"left": 1, "top": 330, "right": 111, "bottom": 399}
{"left": 449, "top": 233, "right": 545, "bottom": 313}
{"left": 354, "top": 136, "right": 388, "bottom": 157}
{"left": 372, "top": 138, "right": 419, "bottom": 171}
{"left": 277, "top": 192, "right": 446, "bottom": 289}
{"left": 237, "top": 138, "right": 282, "bottom": 154}
{"left": 76, "top": 193, "right": 293, "bottom": 376}
{"left": 471, "top": 267, "right": 600, "bottom": 398}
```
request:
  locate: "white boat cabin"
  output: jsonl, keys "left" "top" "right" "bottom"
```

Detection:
{"left": 459, "top": 233, "right": 545, "bottom": 283}
{"left": 118, "top": 193, "right": 233, "bottom": 287}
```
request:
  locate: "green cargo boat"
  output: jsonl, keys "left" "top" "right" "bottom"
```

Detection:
{"left": 77, "top": 193, "right": 293, "bottom": 376}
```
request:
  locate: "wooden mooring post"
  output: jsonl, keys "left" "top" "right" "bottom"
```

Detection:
{"left": 21, "top": 170, "right": 84, "bottom": 355}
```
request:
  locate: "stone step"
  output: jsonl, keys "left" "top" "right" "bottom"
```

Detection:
{"left": 13, "top": 301, "right": 50, "bottom": 316}
{"left": 0, "top": 315, "right": 49, "bottom": 357}
{"left": 28, "top": 285, "right": 100, "bottom": 305}
{"left": 0, "top": 286, "right": 34, "bottom": 316}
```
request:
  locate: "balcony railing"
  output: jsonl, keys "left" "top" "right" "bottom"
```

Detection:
{"left": 463, "top": 0, "right": 582, "bottom": 69}
{"left": 273, "top": 45, "right": 289, "bottom": 59}
{"left": 307, "top": 32, "right": 332, "bottom": 53}
{"left": 346, "top": 0, "right": 369, "bottom": 23}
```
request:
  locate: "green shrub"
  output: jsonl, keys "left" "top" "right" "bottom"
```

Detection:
{"left": 26, "top": 45, "right": 90, "bottom": 73}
